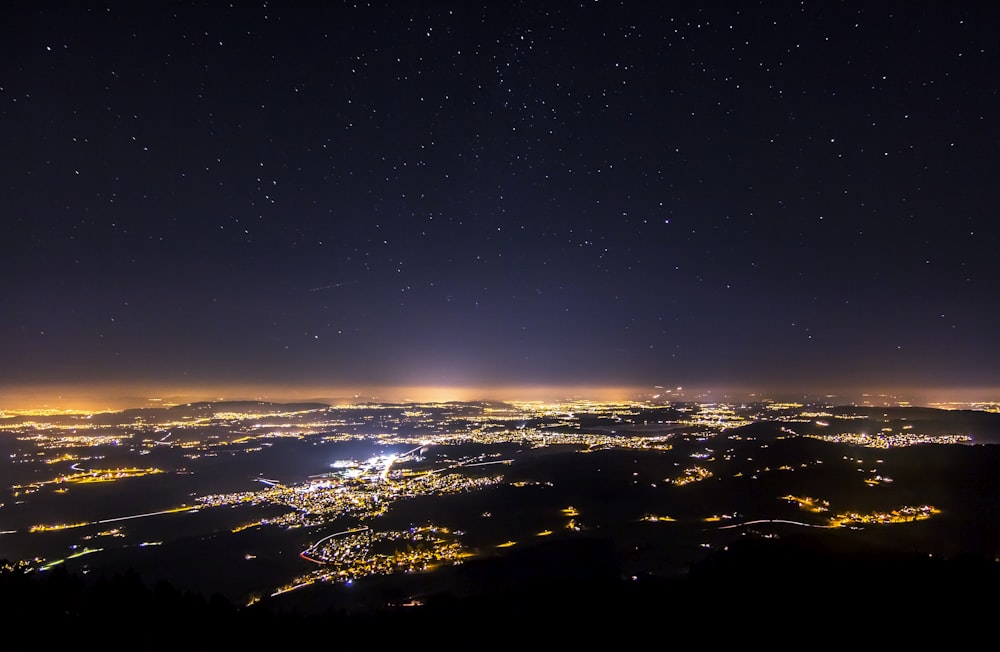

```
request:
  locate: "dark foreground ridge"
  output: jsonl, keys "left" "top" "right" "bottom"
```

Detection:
{"left": 5, "top": 532, "right": 997, "bottom": 648}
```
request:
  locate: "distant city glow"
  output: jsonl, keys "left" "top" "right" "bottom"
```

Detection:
{"left": 2, "top": 382, "right": 998, "bottom": 412}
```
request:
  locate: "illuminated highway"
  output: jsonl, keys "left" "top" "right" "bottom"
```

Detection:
{"left": 716, "top": 519, "right": 834, "bottom": 530}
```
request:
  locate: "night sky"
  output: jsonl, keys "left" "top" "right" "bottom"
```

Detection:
{"left": 3, "top": 1, "right": 999, "bottom": 403}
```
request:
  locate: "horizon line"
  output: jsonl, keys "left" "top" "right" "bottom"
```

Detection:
{"left": 1, "top": 381, "right": 998, "bottom": 412}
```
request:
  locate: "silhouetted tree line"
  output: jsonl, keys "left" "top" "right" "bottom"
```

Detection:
{"left": 3, "top": 533, "right": 997, "bottom": 648}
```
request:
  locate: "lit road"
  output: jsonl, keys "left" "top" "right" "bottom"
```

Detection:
{"left": 715, "top": 518, "right": 833, "bottom": 530}
{"left": 94, "top": 504, "right": 203, "bottom": 525}
{"left": 381, "top": 444, "right": 432, "bottom": 481}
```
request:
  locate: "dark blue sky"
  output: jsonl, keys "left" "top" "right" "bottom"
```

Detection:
{"left": 3, "top": 1, "right": 999, "bottom": 400}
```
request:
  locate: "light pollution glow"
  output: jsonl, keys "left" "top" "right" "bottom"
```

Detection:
{"left": 0, "top": 381, "right": 998, "bottom": 412}
{"left": 0, "top": 382, "right": 651, "bottom": 412}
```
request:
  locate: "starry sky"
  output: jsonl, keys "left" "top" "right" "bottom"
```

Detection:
{"left": 3, "top": 1, "right": 999, "bottom": 402}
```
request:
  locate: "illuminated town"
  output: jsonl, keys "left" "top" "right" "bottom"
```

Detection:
{"left": 1, "top": 396, "right": 997, "bottom": 608}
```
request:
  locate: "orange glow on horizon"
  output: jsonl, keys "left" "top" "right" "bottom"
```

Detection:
{"left": 0, "top": 381, "right": 996, "bottom": 412}
{"left": 0, "top": 382, "right": 652, "bottom": 411}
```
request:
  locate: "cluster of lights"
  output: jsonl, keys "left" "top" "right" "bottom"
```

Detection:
{"left": 5, "top": 395, "right": 979, "bottom": 594}
{"left": 804, "top": 432, "right": 973, "bottom": 448}
{"left": 829, "top": 505, "right": 940, "bottom": 527}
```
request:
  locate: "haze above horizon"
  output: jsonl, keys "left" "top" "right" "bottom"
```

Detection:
{"left": 2, "top": 381, "right": 998, "bottom": 413}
